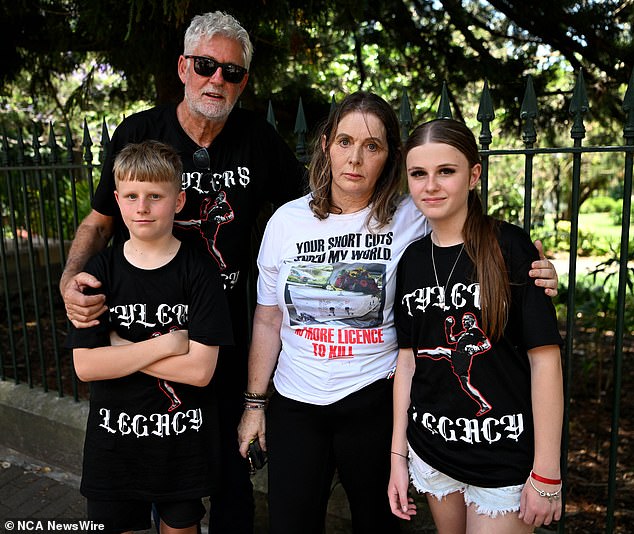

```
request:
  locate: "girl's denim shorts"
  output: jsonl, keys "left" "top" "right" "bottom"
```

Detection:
{"left": 408, "top": 445, "right": 524, "bottom": 518}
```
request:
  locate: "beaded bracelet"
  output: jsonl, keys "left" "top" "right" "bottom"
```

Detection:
{"left": 528, "top": 477, "right": 562, "bottom": 502}
{"left": 243, "top": 391, "right": 268, "bottom": 411}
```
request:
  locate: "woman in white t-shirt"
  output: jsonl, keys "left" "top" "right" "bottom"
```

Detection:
{"left": 237, "top": 92, "right": 558, "bottom": 534}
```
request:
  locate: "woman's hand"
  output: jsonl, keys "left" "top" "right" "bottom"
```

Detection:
{"left": 238, "top": 408, "right": 267, "bottom": 458}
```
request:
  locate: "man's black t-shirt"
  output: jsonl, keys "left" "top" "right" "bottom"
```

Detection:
{"left": 93, "top": 104, "right": 306, "bottom": 341}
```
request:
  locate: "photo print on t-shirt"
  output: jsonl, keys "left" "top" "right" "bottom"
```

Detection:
{"left": 284, "top": 262, "right": 386, "bottom": 328}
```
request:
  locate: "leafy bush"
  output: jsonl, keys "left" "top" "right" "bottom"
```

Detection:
{"left": 555, "top": 265, "right": 634, "bottom": 397}
{"left": 556, "top": 250, "right": 634, "bottom": 334}
{"left": 612, "top": 201, "right": 634, "bottom": 226}
{"left": 577, "top": 231, "right": 613, "bottom": 257}
{"left": 532, "top": 220, "right": 571, "bottom": 255}
{"left": 533, "top": 219, "right": 619, "bottom": 257}
{"left": 581, "top": 196, "right": 619, "bottom": 214}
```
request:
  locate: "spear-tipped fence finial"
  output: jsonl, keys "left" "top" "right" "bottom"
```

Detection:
{"left": 82, "top": 119, "right": 93, "bottom": 165}
{"left": 100, "top": 118, "right": 111, "bottom": 165}
{"left": 436, "top": 81, "right": 452, "bottom": 119}
{"left": 569, "top": 70, "right": 589, "bottom": 140}
{"left": 267, "top": 100, "right": 278, "bottom": 131}
{"left": 622, "top": 68, "right": 634, "bottom": 142}
{"left": 47, "top": 123, "right": 58, "bottom": 164}
{"left": 294, "top": 97, "right": 308, "bottom": 163}
{"left": 399, "top": 88, "right": 413, "bottom": 142}
{"left": 64, "top": 123, "right": 74, "bottom": 164}
{"left": 520, "top": 75, "right": 538, "bottom": 146}
{"left": 477, "top": 80, "right": 495, "bottom": 148}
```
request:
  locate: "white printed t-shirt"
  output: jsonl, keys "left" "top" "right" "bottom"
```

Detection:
{"left": 257, "top": 194, "right": 429, "bottom": 405}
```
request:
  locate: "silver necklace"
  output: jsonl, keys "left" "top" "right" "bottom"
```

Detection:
{"left": 431, "top": 241, "right": 464, "bottom": 311}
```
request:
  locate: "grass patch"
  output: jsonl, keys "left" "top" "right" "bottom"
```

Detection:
{"left": 579, "top": 213, "right": 625, "bottom": 241}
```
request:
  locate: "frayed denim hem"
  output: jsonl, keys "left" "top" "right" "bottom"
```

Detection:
{"left": 463, "top": 484, "right": 523, "bottom": 518}
{"left": 412, "top": 478, "right": 466, "bottom": 502}
{"left": 407, "top": 445, "right": 524, "bottom": 515}
{"left": 408, "top": 445, "right": 466, "bottom": 500}
{"left": 463, "top": 495, "right": 519, "bottom": 518}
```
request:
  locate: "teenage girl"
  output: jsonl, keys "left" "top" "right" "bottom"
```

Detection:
{"left": 388, "top": 119, "right": 564, "bottom": 533}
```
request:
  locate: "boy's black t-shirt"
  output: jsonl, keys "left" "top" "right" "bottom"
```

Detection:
{"left": 394, "top": 221, "right": 562, "bottom": 487}
{"left": 92, "top": 104, "right": 306, "bottom": 340}
{"left": 67, "top": 243, "right": 233, "bottom": 501}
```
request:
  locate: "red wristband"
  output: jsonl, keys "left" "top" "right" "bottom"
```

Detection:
{"left": 530, "top": 470, "right": 561, "bottom": 485}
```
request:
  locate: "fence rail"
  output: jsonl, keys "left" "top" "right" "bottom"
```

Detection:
{"left": 1, "top": 71, "right": 633, "bottom": 532}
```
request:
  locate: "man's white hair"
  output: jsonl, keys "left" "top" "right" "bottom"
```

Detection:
{"left": 184, "top": 11, "right": 254, "bottom": 69}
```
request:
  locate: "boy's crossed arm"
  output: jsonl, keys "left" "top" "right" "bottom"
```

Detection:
{"left": 109, "top": 330, "right": 219, "bottom": 387}
{"left": 73, "top": 329, "right": 189, "bottom": 382}
{"left": 140, "top": 342, "right": 218, "bottom": 387}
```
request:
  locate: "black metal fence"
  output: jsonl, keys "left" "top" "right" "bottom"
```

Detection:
{"left": 1, "top": 71, "right": 633, "bottom": 532}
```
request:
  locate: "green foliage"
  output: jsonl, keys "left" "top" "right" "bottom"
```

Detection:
{"left": 0, "top": 164, "right": 95, "bottom": 245}
{"left": 486, "top": 178, "right": 523, "bottom": 227}
{"left": 531, "top": 220, "right": 571, "bottom": 255}
{"left": 0, "top": 54, "right": 152, "bottom": 139}
{"left": 556, "top": 266, "right": 634, "bottom": 399}
{"left": 565, "top": 251, "right": 633, "bottom": 313}
{"left": 557, "top": 275, "right": 625, "bottom": 333}
{"left": 1, "top": 0, "right": 632, "bottom": 245}
{"left": 576, "top": 230, "right": 615, "bottom": 257}
{"left": 556, "top": 251, "right": 634, "bottom": 344}
{"left": 2, "top": 0, "right": 633, "bottom": 131}
{"left": 581, "top": 195, "right": 620, "bottom": 214}
{"left": 613, "top": 200, "right": 634, "bottom": 226}
{"left": 591, "top": 243, "right": 634, "bottom": 292}
{"left": 532, "top": 215, "right": 628, "bottom": 257}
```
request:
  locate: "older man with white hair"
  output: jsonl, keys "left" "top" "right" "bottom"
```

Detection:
{"left": 60, "top": 11, "right": 305, "bottom": 533}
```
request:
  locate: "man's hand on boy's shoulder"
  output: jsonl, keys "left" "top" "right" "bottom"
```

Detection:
{"left": 63, "top": 272, "right": 107, "bottom": 328}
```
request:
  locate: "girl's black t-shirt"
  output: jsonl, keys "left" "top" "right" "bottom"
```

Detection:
{"left": 395, "top": 221, "right": 562, "bottom": 487}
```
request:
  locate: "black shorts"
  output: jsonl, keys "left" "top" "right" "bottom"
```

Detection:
{"left": 87, "top": 498, "right": 206, "bottom": 533}
{"left": 451, "top": 351, "right": 471, "bottom": 376}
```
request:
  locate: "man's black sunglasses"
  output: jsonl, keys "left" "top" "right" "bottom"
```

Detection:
{"left": 184, "top": 55, "right": 247, "bottom": 84}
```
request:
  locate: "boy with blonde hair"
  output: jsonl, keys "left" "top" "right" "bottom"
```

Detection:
{"left": 67, "top": 140, "right": 232, "bottom": 533}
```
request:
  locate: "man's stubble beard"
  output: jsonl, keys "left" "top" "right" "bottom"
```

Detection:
{"left": 184, "top": 89, "right": 235, "bottom": 123}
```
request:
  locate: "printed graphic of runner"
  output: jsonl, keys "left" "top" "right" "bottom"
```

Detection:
{"left": 175, "top": 191, "right": 234, "bottom": 270}
{"left": 417, "top": 312, "right": 492, "bottom": 416}
{"left": 285, "top": 262, "right": 386, "bottom": 328}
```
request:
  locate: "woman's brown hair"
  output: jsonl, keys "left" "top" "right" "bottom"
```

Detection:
{"left": 307, "top": 91, "right": 404, "bottom": 230}
{"left": 405, "top": 119, "right": 510, "bottom": 341}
